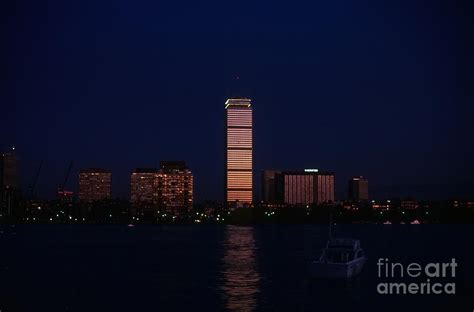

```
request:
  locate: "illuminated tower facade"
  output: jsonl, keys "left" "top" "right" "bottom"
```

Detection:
{"left": 130, "top": 162, "right": 193, "bottom": 216}
{"left": 274, "top": 169, "right": 335, "bottom": 205}
{"left": 158, "top": 161, "right": 193, "bottom": 215}
{"left": 79, "top": 168, "right": 111, "bottom": 202}
{"left": 130, "top": 168, "right": 159, "bottom": 206}
{"left": 225, "top": 98, "right": 253, "bottom": 205}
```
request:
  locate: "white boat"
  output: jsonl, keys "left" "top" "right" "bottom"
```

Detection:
{"left": 309, "top": 238, "right": 367, "bottom": 279}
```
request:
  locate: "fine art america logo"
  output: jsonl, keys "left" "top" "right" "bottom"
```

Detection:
{"left": 376, "top": 258, "right": 457, "bottom": 295}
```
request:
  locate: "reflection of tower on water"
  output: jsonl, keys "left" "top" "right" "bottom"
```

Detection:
{"left": 221, "top": 226, "right": 260, "bottom": 311}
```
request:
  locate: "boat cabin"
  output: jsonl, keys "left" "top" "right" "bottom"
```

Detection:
{"left": 322, "top": 238, "right": 365, "bottom": 263}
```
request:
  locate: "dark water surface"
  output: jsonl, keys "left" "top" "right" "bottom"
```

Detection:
{"left": 1, "top": 224, "right": 473, "bottom": 311}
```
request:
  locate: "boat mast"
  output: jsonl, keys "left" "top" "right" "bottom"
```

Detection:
{"left": 328, "top": 212, "right": 332, "bottom": 240}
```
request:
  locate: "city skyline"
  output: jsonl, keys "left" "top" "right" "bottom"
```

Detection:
{"left": 2, "top": 1, "right": 474, "bottom": 311}
{"left": 3, "top": 140, "right": 472, "bottom": 203}
{"left": 3, "top": 0, "right": 473, "bottom": 202}
{"left": 2, "top": 83, "right": 473, "bottom": 202}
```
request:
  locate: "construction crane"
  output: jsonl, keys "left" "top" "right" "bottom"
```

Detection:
{"left": 57, "top": 161, "right": 74, "bottom": 201}
{"left": 28, "top": 160, "right": 43, "bottom": 199}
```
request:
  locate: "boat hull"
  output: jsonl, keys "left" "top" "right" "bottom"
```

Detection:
{"left": 309, "top": 256, "right": 367, "bottom": 279}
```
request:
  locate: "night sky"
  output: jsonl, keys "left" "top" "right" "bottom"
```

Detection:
{"left": 3, "top": 0, "right": 473, "bottom": 202}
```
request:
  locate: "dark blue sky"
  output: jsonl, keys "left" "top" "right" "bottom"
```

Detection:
{"left": 3, "top": 0, "right": 473, "bottom": 201}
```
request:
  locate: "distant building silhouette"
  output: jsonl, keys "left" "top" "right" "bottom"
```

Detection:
{"left": 400, "top": 198, "right": 418, "bottom": 210}
{"left": 130, "top": 161, "right": 193, "bottom": 215}
{"left": 261, "top": 170, "right": 281, "bottom": 203}
{"left": 1, "top": 147, "right": 18, "bottom": 189}
{"left": 274, "top": 169, "right": 335, "bottom": 205}
{"left": 225, "top": 98, "right": 253, "bottom": 206}
{"left": 1, "top": 147, "right": 19, "bottom": 216}
{"left": 79, "top": 168, "right": 111, "bottom": 202}
{"left": 348, "top": 176, "right": 369, "bottom": 201}
{"left": 160, "top": 161, "right": 187, "bottom": 171}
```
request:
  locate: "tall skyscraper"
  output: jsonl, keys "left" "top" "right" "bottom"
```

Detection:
{"left": 225, "top": 98, "right": 253, "bottom": 205}
{"left": 79, "top": 168, "right": 111, "bottom": 202}
{"left": 130, "top": 162, "right": 193, "bottom": 215}
{"left": 274, "top": 169, "right": 335, "bottom": 205}
{"left": 348, "top": 176, "right": 369, "bottom": 201}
